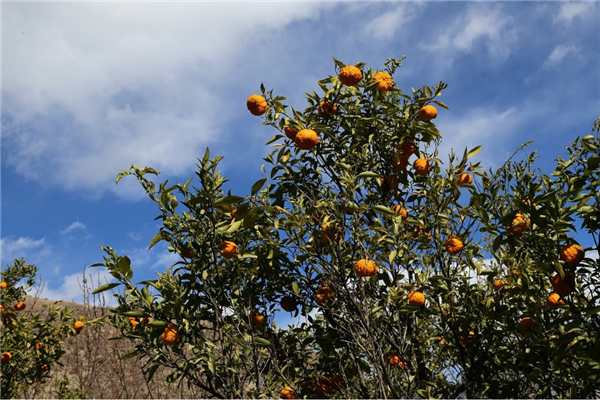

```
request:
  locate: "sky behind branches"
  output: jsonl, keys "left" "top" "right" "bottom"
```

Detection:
{"left": 1, "top": 1, "right": 599, "bottom": 317}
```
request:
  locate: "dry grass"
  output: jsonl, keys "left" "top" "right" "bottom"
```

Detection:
{"left": 20, "top": 269, "right": 202, "bottom": 399}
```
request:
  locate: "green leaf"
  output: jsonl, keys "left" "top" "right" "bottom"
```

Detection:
{"left": 251, "top": 178, "right": 267, "bottom": 195}
{"left": 432, "top": 100, "right": 449, "bottom": 110}
{"left": 357, "top": 171, "right": 381, "bottom": 179}
{"left": 467, "top": 146, "right": 483, "bottom": 158}
{"left": 92, "top": 283, "right": 120, "bottom": 295}
{"left": 148, "top": 320, "right": 167, "bottom": 328}
{"left": 243, "top": 209, "right": 259, "bottom": 229}
{"left": 116, "top": 170, "right": 131, "bottom": 184}
{"left": 226, "top": 219, "right": 243, "bottom": 234}
{"left": 253, "top": 337, "right": 273, "bottom": 347}
{"left": 292, "top": 281, "right": 299, "bottom": 295}
{"left": 585, "top": 306, "right": 600, "bottom": 316}
{"left": 373, "top": 205, "right": 395, "bottom": 217}
{"left": 120, "top": 310, "right": 146, "bottom": 317}
{"left": 148, "top": 231, "right": 165, "bottom": 250}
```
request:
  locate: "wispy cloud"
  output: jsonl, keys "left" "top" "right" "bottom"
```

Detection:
{"left": 363, "top": 4, "right": 422, "bottom": 40}
{"left": 2, "top": 2, "right": 329, "bottom": 200}
{"left": 60, "top": 221, "right": 87, "bottom": 235}
{"left": 553, "top": 2, "right": 597, "bottom": 26}
{"left": 39, "top": 269, "right": 114, "bottom": 303}
{"left": 1, "top": 236, "right": 51, "bottom": 266}
{"left": 423, "top": 5, "right": 516, "bottom": 63}
{"left": 543, "top": 44, "right": 579, "bottom": 69}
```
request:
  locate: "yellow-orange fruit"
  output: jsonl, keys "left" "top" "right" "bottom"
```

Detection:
{"left": 295, "top": 129, "right": 319, "bottom": 150}
{"left": 74, "top": 321, "right": 85, "bottom": 334}
{"left": 15, "top": 301, "right": 26, "bottom": 311}
{"left": 280, "top": 386, "right": 298, "bottom": 399}
{"left": 507, "top": 213, "right": 530, "bottom": 236}
{"left": 460, "top": 331, "right": 475, "bottom": 347}
{"left": 318, "top": 101, "right": 337, "bottom": 115}
{"left": 283, "top": 126, "right": 298, "bottom": 141}
{"left": 445, "top": 237, "right": 464, "bottom": 255}
{"left": 129, "top": 317, "right": 140, "bottom": 328}
{"left": 41, "top": 364, "right": 49, "bottom": 372}
{"left": 338, "top": 65, "right": 362, "bottom": 86}
{"left": 560, "top": 243, "right": 585, "bottom": 268}
{"left": 492, "top": 280, "right": 504, "bottom": 292}
{"left": 418, "top": 105, "right": 438, "bottom": 122}
{"left": 0, "top": 304, "right": 4, "bottom": 313}
{"left": 247, "top": 94, "right": 268, "bottom": 116}
{"left": 228, "top": 208, "right": 237, "bottom": 223}
{"left": 35, "top": 342, "right": 44, "bottom": 351}
{"left": 220, "top": 241, "right": 239, "bottom": 259}
{"left": 316, "top": 286, "right": 334, "bottom": 303}
{"left": 320, "top": 221, "right": 339, "bottom": 243}
{"left": 435, "top": 336, "right": 447, "bottom": 345}
{"left": 280, "top": 296, "right": 297, "bottom": 312}
{"left": 161, "top": 323, "right": 180, "bottom": 346}
{"left": 354, "top": 259, "right": 377, "bottom": 277}
{"left": 519, "top": 317, "right": 536, "bottom": 336}
{"left": 413, "top": 158, "right": 431, "bottom": 176}
{"left": 392, "top": 205, "right": 408, "bottom": 219}
{"left": 457, "top": 173, "right": 473, "bottom": 185}
{"left": 547, "top": 293, "right": 564, "bottom": 310}
{"left": 251, "top": 310, "right": 266, "bottom": 327}
{"left": 373, "top": 71, "right": 394, "bottom": 91}
{"left": 1, "top": 352, "right": 12, "bottom": 364}
{"left": 407, "top": 291, "right": 425, "bottom": 307}
{"left": 399, "top": 141, "right": 417, "bottom": 156}
{"left": 0, "top": 281, "right": 7, "bottom": 289}
{"left": 552, "top": 274, "right": 575, "bottom": 297}
{"left": 412, "top": 226, "right": 432, "bottom": 239}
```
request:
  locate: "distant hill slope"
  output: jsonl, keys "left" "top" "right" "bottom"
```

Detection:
{"left": 20, "top": 295, "right": 201, "bottom": 399}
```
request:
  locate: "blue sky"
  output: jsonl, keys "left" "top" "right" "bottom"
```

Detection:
{"left": 1, "top": 1, "right": 599, "bottom": 312}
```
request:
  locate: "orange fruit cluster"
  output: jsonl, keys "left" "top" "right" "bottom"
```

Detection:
{"left": 547, "top": 293, "right": 564, "bottom": 310}
{"left": 559, "top": 243, "right": 585, "bottom": 268}
{"left": 280, "top": 386, "right": 298, "bottom": 399}
{"left": 445, "top": 237, "right": 464, "bottom": 255}
{"left": 392, "top": 205, "right": 408, "bottom": 219}
{"left": 373, "top": 71, "right": 394, "bottom": 91}
{"left": 161, "top": 323, "right": 180, "bottom": 346}
{"left": 407, "top": 291, "right": 425, "bottom": 307}
{"left": 492, "top": 279, "right": 504, "bottom": 292}
{"left": 354, "top": 259, "right": 377, "bottom": 277}
{"left": 247, "top": 94, "right": 268, "bottom": 116}
{"left": 220, "top": 241, "right": 239, "bottom": 259}
{"left": 318, "top": 101, "right": 337, "bottom": 115}
{"left": 316, "top": 286, "right": 334, "bottom": 304}
{"left": 338, "top": 65, "right": 362, "bottom": 86}
{"left": 519, "top": 317, "right": 536, "bottom": 337}
{"left": 0, "top": 281, "right": 7, "bottom": 289}
{"left": 551, "top": 274, "right": 575, "bottom": 297}
{"left": 507, "top": 212, "right": 530, "bottom": 236}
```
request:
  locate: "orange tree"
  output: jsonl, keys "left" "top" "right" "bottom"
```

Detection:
{"left": 94, "top": 59, "right": 599, "bottom": 398}
{"left": 0, "top": 259, "right": 92, "bottom": 398}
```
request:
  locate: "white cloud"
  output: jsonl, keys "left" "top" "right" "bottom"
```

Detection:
{"left": 39, "top": 269, "right": 114, "bottom": 303}
{"left": 0, "top": 236, "right": 51, "bottom": 266}
{"left": 543, "top": 44, "right": 579, "bottom": 69}
{"left": 363, "top": 4, "right": 422, "bottom": 40}
{"left": 60, "top": 221, "right": 87, "bottom": 235}
{"left": 423, "top": 5, "right": 516, "bottom": 62}
{"left": 553, "top": 1, "right": 597, "bottom": 26}
{"left": 2, "top": 2, "right": 329, "bottom": 199}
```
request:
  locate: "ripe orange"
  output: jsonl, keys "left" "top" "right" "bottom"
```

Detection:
{"left": 399, "top": 140, "right": 417, "bottom": 156}
{"left": 0, "top": 281, "right": 7, "bottom": 289}
{"left": 251, "top": 310, "right": 266, "bottom": 327}
{"left": 354, "top": 259, "right": 377, "bottom": 277}
{"left": 220, "top": 241, "right": 239, "bottom": 259}
{"left": 35, "top": 342, "right": 44, "bottom": 351}
{"left": 284, "top": 126, "right": 299, "bottom": 141}
{"left": 41, "top": 364, "right": 49, "bottom": 372}
{"left": 457, "top": 173, "right": 473, "bottom": 185}
{"left": 74, "top": 321, "right": 85, "bottom": 334}
{"left": 295, "top": 129, "right": 319, "bottom": 150}
{"left": 412, "top": 226, "right": 432, "bottom": 239}
{"left": 15, "top": 301, "right": 26, "bottom": 311}
{"left": 551, "top": 274, "right": 575, "bottom": 297}
{"left": 247, "top": 94, "right": 268, "bottom": 116}
{"left": 280, "top": 386, "right": 298, "bottom": 399}
{"left": 418, "top": 105, "right": 438, "bottom": 122}
{"left": 316, "top": 286, "right": 334, "bottom": 303}
{"left": 129, "top": 317, "right": 140, "bottom": 328}
{"left": 161, "top": 323, "right": 180, "bottom": 346}
{"left": 0, "top": 304, "right": 4, "bottom": 313}
{"left": 407, "top": 291, "right": 425, "bottom": 307}
{"left": 280, "top": 296, "right": 297, "bottom": 312}
{"left": 519, "top": 317, "right": 536, "bottom": 336}
{"left": 318, "top": 101, "right": 337, "bottom": 115}
{"left": 460, "top": 331, "right": 475, "bottom": 347}
{"left": 373, "top": 71, "right": 394, "bottom": 91}
{"left": 434, "top": 336, "right": 447, "bottom": 345}
{"left": 339, "top": 65, "right": 362, "bottom": 86}
{"left": 1, "top": 352, "right": 12, "bottom": 364}
{"left": 507, "top": 213, "right": 530, "bottom": 236}
{"left": 547, "top": 293, "right": 564, "bottom": 310}
{"left": 392, "top": 205, "right": 408, "bottom": 219}
{"left": 445, "top": 237, "right": 464, "bottom": 255}
{"left": 320, "top": 221, "right": 339, "bottom": 243}
{"left": 492, "top": 280, "right": 504, "bottom": 292}
{"left": 560, "top": 243, "right": 585, "bottom": 268}
{"left": 413, "top": 158, "right": 431, "bottom": 176}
